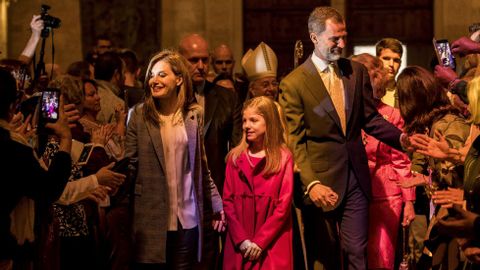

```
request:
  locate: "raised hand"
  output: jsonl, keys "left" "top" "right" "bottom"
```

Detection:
{"left": 451, "top": 37, "right": 480, "bottom": 56}
{"left": 434, "top": 65, "right": 458, "bottom": 87}
{"left": 63, "top": 103, "right": 80, "bottom": 128}
{"left": 432, "top": 187, "right": 464, "bottom": 208}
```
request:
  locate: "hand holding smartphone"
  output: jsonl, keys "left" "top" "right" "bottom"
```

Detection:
{"left": 433, "top": 38, "right": 456, "bottom": 70}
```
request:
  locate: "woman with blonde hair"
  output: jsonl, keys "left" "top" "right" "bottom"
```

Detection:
{"left": 125, "top": 49, "right": 225, "bottom": 269}
{"left": 223, "top": 96, "right": 294, "bottom": 269}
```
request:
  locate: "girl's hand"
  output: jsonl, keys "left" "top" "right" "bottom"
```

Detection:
{"left": 244, "top": 242, "right": 262, "bottom": 260}
{"left": 239, "top": 239, "right": 251, "bottom": 255}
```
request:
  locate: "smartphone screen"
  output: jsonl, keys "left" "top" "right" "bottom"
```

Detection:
{"left": 433, "top": 38, "right": 456, "bottom": 70}
{"left": 40, "top": 88, "right": 60, "bottom": 122}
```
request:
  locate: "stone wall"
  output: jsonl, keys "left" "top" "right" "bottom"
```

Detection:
{"left": 7, "top": 0, "right": 82, "bottom": 72}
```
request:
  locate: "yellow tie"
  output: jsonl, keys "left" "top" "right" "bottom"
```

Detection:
{"left": 327, "top": 63, "right": 346, "bottom": 134}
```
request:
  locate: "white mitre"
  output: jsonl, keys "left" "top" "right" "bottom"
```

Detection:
{"left": 241, "top": 42, "right": 278, "bottom": 82}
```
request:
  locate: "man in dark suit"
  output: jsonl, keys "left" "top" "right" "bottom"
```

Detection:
{"left": 178, "top": 33, "right": 242, "bottom": 269}
{"left": 279, "top": 7, "right": 411, "bottom": 270}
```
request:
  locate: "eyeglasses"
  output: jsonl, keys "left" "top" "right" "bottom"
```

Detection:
{"left": 214, "top": 60, "right": 233, "bottom": 65}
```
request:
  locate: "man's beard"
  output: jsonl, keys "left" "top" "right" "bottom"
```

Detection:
{"left": 326, "top": 48, "right": 342, "bottom": 61}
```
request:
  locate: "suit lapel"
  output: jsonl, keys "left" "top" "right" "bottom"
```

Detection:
{"left": 184, "top": 110, "right": 197, "bottom": 179}
{"left": 203, "top": 82, "right": 218, "bottom": 137}
{"left": 302, "top": 58, "right": 342, "bottom": 132}
{"left": 145, "top": 121, "right": 167, "bottom": 173}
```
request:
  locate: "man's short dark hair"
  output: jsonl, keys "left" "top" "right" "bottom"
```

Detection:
{"left": 94, "top": 51, "right": 123, "bottom": 81}
{"left": 308, "top": 6, "right": 344, "bottom": 34}
{"left": 95, "top": 35, "right": 112, "bottom": 45}
{"left": 119, "top": 49, "right": 139, "bottom": 74}
{"left": 375, "top": 38, "right": 403, "bottom": 57}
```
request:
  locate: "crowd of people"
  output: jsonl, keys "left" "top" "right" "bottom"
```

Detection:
{"left": 3, "top": 5, "right": 480, "bottom": 270}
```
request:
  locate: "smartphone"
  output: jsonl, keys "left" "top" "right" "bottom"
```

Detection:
{"left": 433, "top": 38, "right": 456, "bottom": 70}
{"left": 77, "top": 143, "right": 94, "bottom": 165}
{"left": 40, "top": 88, "right": 60, "bottom": 123}
{"left": 112, "top": 157, "right": 130, "bottom": 174}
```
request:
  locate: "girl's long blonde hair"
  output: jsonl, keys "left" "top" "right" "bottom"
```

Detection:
{"left": 227, "top": 96, "right": 286, "bottom": 176}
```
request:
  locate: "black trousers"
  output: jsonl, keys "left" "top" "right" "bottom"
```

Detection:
{"left": 303, "top": 167, "right": 369, "bottom": 270}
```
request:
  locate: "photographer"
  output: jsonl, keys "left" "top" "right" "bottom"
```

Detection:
{"left": 0, "top": 68, "right": 72, "bottom": 269}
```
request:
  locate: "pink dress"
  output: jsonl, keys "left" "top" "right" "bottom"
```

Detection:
{"left": 364, "top": 102, "right": 415, "bottom": 270}
{"left": 223, "top": 149, "right": 294, "bottom": 270}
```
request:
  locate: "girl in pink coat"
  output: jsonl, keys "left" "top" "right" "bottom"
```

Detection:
{"left": 223, "top": 96, "right": 294, "bottom": 270}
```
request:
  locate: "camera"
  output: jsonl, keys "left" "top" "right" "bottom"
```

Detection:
{"left": 40, "top": 4, "right": 61, "bottom": 37}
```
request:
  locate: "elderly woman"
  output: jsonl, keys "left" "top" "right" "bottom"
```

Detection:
{"left": 125, "top": 49, "right": 225, "bottom": 269}
{"left": 351, "top": 53, "right": 415, "bottom": 270}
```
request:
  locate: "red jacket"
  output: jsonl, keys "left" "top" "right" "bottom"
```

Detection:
{"left": 223, "top": 148, "right": 294, "bottom": 270}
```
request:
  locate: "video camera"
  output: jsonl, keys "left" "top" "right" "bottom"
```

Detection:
{"left": 40, "top": 4, "right": 61, "bottom": 38}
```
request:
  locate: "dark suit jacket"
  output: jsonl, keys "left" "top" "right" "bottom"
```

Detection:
{"left": 202, "top": 81, "right": 242, "bottom": 194}
{"left": 125, "top": 104, "right": 223, "bottom": 263}
{"left": 279, "top": 57, "right": 403, "bottom": 210}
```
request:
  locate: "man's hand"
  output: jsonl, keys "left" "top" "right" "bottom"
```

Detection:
{"left": 402, "top": 201, "right": 415, "bottom": 227}
{"left": 434, "top": 65, "right": 458, "bottom": 88}
{"left": 212, "top": 210, "right": 226, "bottom": 232}
{"left": 400, "top": 133, "right": 414, "bottom": 152}
{"left": 437, "top": 204, "right": 478, "bottom": 238}
{"left": 451, "top": 37, "right": 480, "bottom": 56}
{"left": 309, "top": 183, "right": 338, "bottom": 208}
